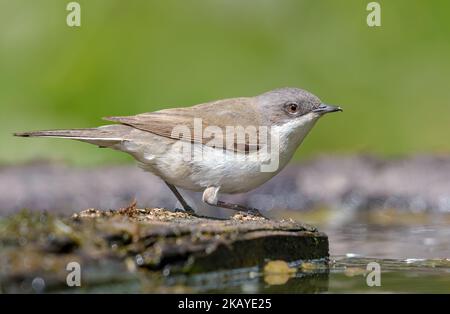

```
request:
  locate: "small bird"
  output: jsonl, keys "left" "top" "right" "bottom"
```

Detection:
{"left": 15, "top": 87, "right": 342, "bottom": 217}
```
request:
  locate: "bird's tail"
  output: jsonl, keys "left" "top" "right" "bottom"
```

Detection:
{"left": 14, "top": 125, "right": 129, "bottom": 147}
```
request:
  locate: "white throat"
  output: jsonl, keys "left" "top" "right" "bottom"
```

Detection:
{"left": 272, "top": 112, "right": 320, "bottom": 164}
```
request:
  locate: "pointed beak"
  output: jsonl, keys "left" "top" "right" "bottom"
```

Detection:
{"left": 313, "top": 104, "right": 343, "bottom": 114}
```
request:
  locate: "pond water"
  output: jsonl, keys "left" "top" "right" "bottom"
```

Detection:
{"left": 64, "top": 256, "right": 450, "bottom": 294}
{"left": 140, "top": 256, "right": 450, "bottom": 294}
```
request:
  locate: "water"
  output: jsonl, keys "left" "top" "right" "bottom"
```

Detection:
{"left": 142, "top": 256, "right": 450, "bottom": 293}
{"left": 64, "top": 256, "right": 450, "bottom": 293}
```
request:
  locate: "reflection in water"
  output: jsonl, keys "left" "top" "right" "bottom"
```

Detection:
{"left": 160, "top": 261, "right": 330, "bottom": 294}
{"left": 152, "top": 256, "right": 450, "bottom": 293}
{"left": 47, "top": 254, "right": 445, "bottom": 293}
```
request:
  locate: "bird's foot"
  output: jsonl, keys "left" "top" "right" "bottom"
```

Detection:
{"left": 174, "top": 206, "right": 196, "bottom": 215}
{"left": 242, "top": 208, "right": 268, "bottom": 219}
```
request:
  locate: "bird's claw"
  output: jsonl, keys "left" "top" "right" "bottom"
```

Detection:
{"left": 245, "top": 208, "right": 268, "bottom": 219}
{"left": 174, "top": 206, "right": 196, "bottom": 215}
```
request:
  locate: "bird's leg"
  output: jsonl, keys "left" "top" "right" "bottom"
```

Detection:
{"left": 202, "top": 186, "right": 267, "bottom": 218}
{"left": 164, "top": 181, "right": 196, "bottom": 214}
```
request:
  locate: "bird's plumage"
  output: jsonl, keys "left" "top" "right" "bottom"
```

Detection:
{"left": 14, "top": 87, "right": 341, "bottom": 213}
{"left": 103, "top": 97, "right": 263, "bottom": 152}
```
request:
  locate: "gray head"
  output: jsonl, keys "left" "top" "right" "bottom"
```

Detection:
{"left": 256, "top": 87, "right": 342, "bottom": 125}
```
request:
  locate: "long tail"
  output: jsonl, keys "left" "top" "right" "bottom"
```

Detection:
{"left": 14, "top": 125, "right": 130, "bottom": 147}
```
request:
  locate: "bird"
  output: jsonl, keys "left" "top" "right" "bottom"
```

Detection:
{"left": 15, "top": 87, "right": 342, "bottom": 217}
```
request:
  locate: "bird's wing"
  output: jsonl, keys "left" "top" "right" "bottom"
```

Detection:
{"left": 103, "top": 97, "right": 264, "bottom": 153}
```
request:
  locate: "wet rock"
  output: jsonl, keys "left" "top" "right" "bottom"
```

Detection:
{"left": 42, "top": 235, "right": 78, "bottom": 254}
{"left": 0, "top": 208, "right": 328, "bottom": 292}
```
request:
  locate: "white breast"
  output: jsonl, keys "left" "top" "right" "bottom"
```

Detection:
{"left": 118, "top": 113, "right": 320, "bottom": 194}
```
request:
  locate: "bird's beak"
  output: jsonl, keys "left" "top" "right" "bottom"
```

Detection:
{"left": 313, "top": 104, "right": 343, "bottom": 114}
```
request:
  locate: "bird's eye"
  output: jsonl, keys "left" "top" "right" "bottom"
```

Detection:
{"left": 285, "top": 103, "right": 299, "bottom": 114}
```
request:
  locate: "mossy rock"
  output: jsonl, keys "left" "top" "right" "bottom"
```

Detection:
{"left": 0, "top": 207, "right": 328, "bottom": 292}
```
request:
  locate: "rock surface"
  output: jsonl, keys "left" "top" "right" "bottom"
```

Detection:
{"left": 0, "top": 207, "right": 328, "bottom": 292}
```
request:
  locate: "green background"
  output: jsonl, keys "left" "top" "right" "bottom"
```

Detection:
{"left": 1, "top": 0, "right": 449, "bottom": 165}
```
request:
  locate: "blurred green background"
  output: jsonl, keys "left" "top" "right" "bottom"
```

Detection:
{"left": 1, "top": 0, "right": 449, "bottom": 165}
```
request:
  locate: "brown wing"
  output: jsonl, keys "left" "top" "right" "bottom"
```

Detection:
{"left": 103, "top": 97, "right": 264, "bottom": 153}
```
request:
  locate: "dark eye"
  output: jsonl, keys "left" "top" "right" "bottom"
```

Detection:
{"left": 285, "top": 102, "right": 299, "bottom": 114}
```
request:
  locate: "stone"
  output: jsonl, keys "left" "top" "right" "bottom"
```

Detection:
{"left": 0, "top": 207, "right": 329, "bottom": 292}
